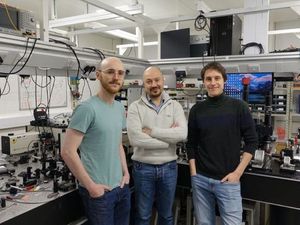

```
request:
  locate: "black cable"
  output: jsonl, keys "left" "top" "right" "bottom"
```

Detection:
{"left": 39, "top": 73, "right": 44, "bottom": 106}
{"left": 78, "top": 79, "right": 86, "bottom": 100}
{"left": 86, "top": 79, "right": 92, "bottom": 96}
{"left": 125, "top": 47, "right": 133, "bottom": 57}
{"left": 46, "top": 76, "right": 56, "bottom": 113}
{"left": 0, "top": 76, "right": 10, "bottom": 96}
{"left": 31, "top": 69, "right": 52, "bottom": 88}
{"left": 0, "top": 38, "right": 30, "bottom": 76}
{"left": 83, "top": 47, "right": 105, "bottom": 60}
{"left": 240, "top": 42, "right": 264, "bottom": 55}
{"left": 66, "top": 69, "right": 73, "bottom": 93}
{"left": 0, "top": 38, "right": 37, "bottom": 75}
{"left": 49, "top": 38, "right": 84, "bottom": 79}
{"left": 34, "top": 73, "right": 37, "bottom": 107}
{"left": 21, "top": 77, "right": 32, "bottom": 113}
{"left": 46, "top": 74, "right": 49, "bottom": 113}
{"left": 194, "top": 13, "right": 210, "bottom": 34}
{"left": 0, "top": 37, "right": 37, "bottom": 97}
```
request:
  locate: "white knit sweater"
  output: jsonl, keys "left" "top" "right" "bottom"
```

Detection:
{"left": 127, "top": 91, "right": 187, "bottom": 164}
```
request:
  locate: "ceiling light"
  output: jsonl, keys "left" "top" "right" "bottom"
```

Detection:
{"left": 268, "top": 28, "right": 300, "bottom": 35}
{"left": 49, "top": 4, "right": 143, "bottom": 28}
{"left": 49, "top": 28, "right": 69, "bottom": 35}
{"left": 84, "top": 22, "right": 106, "bottom": 29}
{"left": 82, "top": 21, "right": 137, "bottom": 41}
{"left": 291, "top": 6, "right": 300, "bottom": 15}
{"left": 106, "top": 30, "right": 137, "bottom": 42}
{"left": 116, "top": 42, "right": 158, "bottom": 49}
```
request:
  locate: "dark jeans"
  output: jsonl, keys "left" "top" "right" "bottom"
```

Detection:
{"left": 132, "top": 160, "right": 177, "bottom": 225}
{"left": 79, "top": 185, "right": 131, "bottom": 225}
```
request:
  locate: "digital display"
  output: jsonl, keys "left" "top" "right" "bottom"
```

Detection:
{"left": 224, "top": 72, "right": 273, "bottom": 104}
{"left": 0, "top": 5, "right": 18, "bottom": 29}
{"left": 161, "top": 28, "right": 190, "bottom": 59}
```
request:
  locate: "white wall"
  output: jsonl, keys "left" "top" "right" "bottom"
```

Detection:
{"left": 274, "top": 20, "right": 300, "bottom": 50}
{"left": 0, "top": 76, "right": 100, "bottom": 129}
{"left": 78, "top": 34, "right": 122, "bottom": 54}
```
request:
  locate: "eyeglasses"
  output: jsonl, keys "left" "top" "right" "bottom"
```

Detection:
{"left": 101, "top": 69, "right": 125, "bottom": 76}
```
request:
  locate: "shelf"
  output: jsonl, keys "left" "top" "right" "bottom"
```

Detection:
{"left": 177, "top": 88, "right": 201, "bottom": 91}
{"left": 290, "top": 113, "right": 300, "bottom": 117}
{"left": 272, "top": 114, "right": 287, "bottom": 117}
{"left": 274, "top": 87, "right": 288, "bottom": 91}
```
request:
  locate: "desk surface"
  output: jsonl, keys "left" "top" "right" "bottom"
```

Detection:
{"left": 0, "top": 160, "right": 84, "bottom": 225}
{"left": 242, "top": 159, "right": 300, "bottom": 210}
{"left": 177, "top": 159, "right": 300, "bottom": 210}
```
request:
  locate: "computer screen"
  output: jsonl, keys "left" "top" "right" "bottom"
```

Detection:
{"left": 0, "top": 5, "right": 18, "bottom": 29}
{"left": 161, "top": 28, "right": 190, "bottom": 59}
{"left": 224, "top": 72, "right": 273, "bottom": 104}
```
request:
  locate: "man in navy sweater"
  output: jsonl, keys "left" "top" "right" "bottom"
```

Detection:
{"left": 186, "top": 62, "right": 258, "bottom": 225}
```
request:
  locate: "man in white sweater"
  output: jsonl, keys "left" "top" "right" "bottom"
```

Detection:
{"left": 127, "top": 66, "right": 187, "bottom": 225}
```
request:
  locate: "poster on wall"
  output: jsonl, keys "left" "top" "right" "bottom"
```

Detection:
{"left": 18, "top": 75, "right": 68, "bottom": 110}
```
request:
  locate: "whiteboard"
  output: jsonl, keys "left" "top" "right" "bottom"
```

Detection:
{"left": 18, "top": 75, "right": 68, "bottom": 110}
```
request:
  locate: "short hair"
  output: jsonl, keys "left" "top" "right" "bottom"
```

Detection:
{"left": 143, "top": 66, "right": 162, "bottom": 77}
{"left": 96, "top": 57, "right": 122, "bottom": 71}
{"left": 200, "top": 62, "right": 227, "bottom": 81}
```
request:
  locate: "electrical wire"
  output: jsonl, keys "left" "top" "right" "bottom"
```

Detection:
{"left": 240, "top": 42, "right": 264, "bottom": 55}
{"left": 179, "top": 78, "right": 202, "bottom": 96}
{"left": 125, "top": 47, "right": 133, "bottom": 57}
{"left": 83, "top": 47, "right": 105, "bottom": 60}
{"left": 20, "top": 77, "right": 33, "bottom": 113}
{"left": 31, "top": 69, "right": 52, "bottom": 88}
{"left": 0, "top": 37, "right": 37, "bottom": 76}
{"left": 78, "top": 79, "right": 86, "bottom": 100}
{"left": 46, "top": 76, "right": 56, "bottom": 113}
{"left": 49, "top": 38, "right": 84, "bottom": 80}
{"left": 86, "top": 79, "right": 92, "bottom": 96}
{"left": 0, "top": 37, "right": 37, "bottom": 98}
{"left": 194, "top": 13, "right": 210, "bottom": 34}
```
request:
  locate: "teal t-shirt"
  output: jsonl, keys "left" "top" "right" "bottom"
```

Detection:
{"left": 68, "top": 96, "right": 126, "bottom": 189}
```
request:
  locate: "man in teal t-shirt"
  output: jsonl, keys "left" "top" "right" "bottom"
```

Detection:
{"left": 61, "top": 57, "right": 130, "bottom": 225}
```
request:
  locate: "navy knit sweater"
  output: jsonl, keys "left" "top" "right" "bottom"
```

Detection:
{"left": 186, "top": 93, "right": 258, "bottom": 180}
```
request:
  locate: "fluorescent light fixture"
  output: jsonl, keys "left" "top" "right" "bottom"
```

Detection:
{"left": 82, "top": 21, "right": 137, "bottom": 41}
{"left": 268, "top": 28, "right": 300, "bottom": 35}
{"left": 49, "top": 28, "right": 69, "bottom": 35}
{"left": 117, "top": 42, "right": 158, "bottom": 55}
{"left": 96, "top": 4, "right": 143, "bottom": 15}
{"left": 84, "top": 22, "right": 106, "bottom": 29}
{"left": 291, "top": 6, "right": 300, "bottom": 15}
{"left": 106, "top": 30, "right": 137, "bottom": 42}
{"left": 116, "top": 41, "right": 158, "bottom": 48}
{"left": 49, "top": 4, "right": 143, "bottom": 28}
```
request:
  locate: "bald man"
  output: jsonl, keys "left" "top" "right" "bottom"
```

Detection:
{"left": 127, "top": 66, "right": 187, "bottom": 225}
{"left": 61, "top": 57, "right": 130, "bottom": 225}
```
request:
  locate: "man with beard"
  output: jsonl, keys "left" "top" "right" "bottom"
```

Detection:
{"left": 127, "top": 66, "right": 187, "bottom": 225}
{"left": 61, "top": 57, "right": 130, "bottom": 225}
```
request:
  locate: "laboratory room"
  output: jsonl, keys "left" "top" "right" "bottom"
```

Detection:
{"left": 0, "top": 0, "right": 300, "bottom": 225}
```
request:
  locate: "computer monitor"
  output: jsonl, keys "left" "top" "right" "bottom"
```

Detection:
{"left": 0, "top": 5, "right": 18, "bottom": 30}
{"left": 224, "top": 72, "right": 273, "bottom": 104}
{"left": 160, "top": 28, "right": 190, "bottom": 59}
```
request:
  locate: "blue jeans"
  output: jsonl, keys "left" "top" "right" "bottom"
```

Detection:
{"left": 78, "top": 185, "right": 131, "bottom": 225}
{"left": 191, "top": 173, "right": 242, "bottom": 225}
{"left": 132, "top": 160, "right": 177, "bottom": 225}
